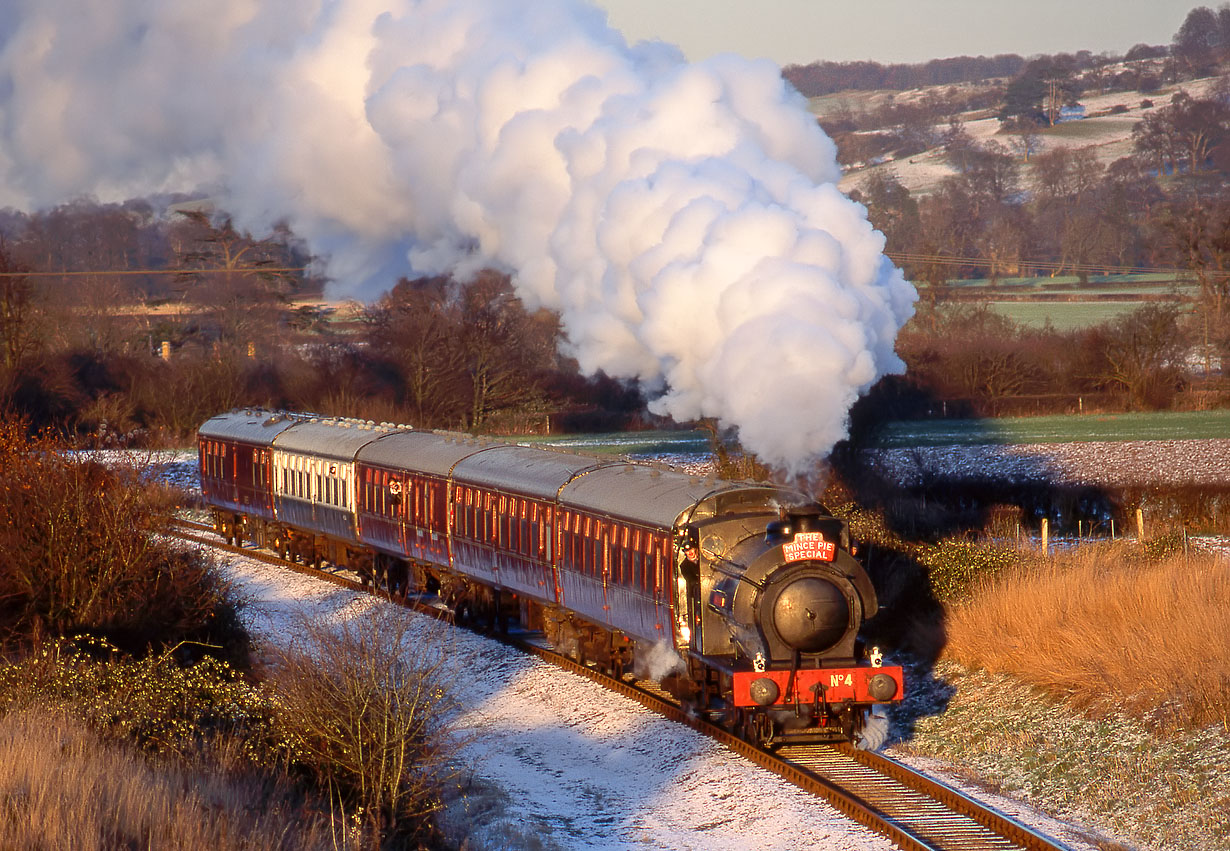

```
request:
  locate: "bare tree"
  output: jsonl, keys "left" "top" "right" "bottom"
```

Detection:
{"left": 0, "top": 239, "right": 40, "bottom": 372}
{"left": 1160, "top": 196, "right": 1230, "bottom": 370}
{"left": 1095, "top": 304, "right": 1187, "bottom": 409}
{"left": 365, "top": 277, "right": 469, "bottom": 426}
{"left": 173, "top": 211, "right": 303, "bottom": 354}
{"left": 458, "top": 271, "right": 559, "bottom": 431}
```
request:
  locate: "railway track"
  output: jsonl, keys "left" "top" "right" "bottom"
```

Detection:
{"left": 173, "top": 518, "right": 1070, "bottom": 851}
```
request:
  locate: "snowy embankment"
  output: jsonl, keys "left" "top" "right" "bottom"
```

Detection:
{"left": 218, "top": 550, "right": 897, "bottom": 851}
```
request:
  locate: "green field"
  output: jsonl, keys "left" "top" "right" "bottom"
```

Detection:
{"left": 512, "top": 429, "right": 711, "bottom": 456}
{"left": 872, "top": 410, "right": 1230, "bottom": 447}
{"left": 944, "top": 273, "right": 1185, "bottom": 291}
{"left": 986, "top": 300, "right": 1151, "bottom": 330}
{"left": 930, "top": 274, "right": 1194, "bottom": 330}
{"left": 508, "top": 410, "right": 1230, "bottom": 455}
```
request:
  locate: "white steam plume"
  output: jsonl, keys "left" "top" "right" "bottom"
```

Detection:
{"left": 0, "top": 0, "right": 916, "bottom": 471}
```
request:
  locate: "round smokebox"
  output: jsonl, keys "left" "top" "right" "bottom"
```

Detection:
{"left": 771, "top": 577, "right": 848, "bottom": 653}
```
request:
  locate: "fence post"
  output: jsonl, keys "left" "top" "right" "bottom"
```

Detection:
{"left": 1136, "top": 507, "right": 1145, "bottom": 542}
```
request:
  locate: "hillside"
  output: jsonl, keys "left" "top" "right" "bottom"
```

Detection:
{"left": 817, "top": 73, "right": 1221, "bottom": 197}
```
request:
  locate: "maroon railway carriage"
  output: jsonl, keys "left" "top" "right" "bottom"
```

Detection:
{"left": 198, "top": 412, "right": 296, "bottom": 543}
{"left": 198, "top": 409, "right": 904, "bottom": 746}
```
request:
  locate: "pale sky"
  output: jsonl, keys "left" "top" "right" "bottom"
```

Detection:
{"left": 590, "top": 1, "right": 1199, "bottom": 67}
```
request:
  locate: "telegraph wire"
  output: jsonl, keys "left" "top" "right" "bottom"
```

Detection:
{"left": 0, "top": 257, "right": 1223, "bottom": 279}
{"left": 885, "top": 252, "right": 1227, "bottom": 279}
{"left": 0, "top": 267, "right": 308, "bottom": 278}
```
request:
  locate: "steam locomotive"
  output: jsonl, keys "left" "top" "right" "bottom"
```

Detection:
{"left": 198, "top": 409, "right": 903, "bottom": 746}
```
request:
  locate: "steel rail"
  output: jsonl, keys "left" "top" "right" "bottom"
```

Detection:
{"left": 172, "top": 518, "right": 1069, "bottom": 851}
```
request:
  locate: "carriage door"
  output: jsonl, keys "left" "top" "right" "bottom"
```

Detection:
{"left": 409, "top": 478, "right": 424, "bottom": 561}
{"left": 654, "top": 535, "right": 673, "bottom": 643}
{"left": 253, "top": 448, "right": 270, "bottom": 512}
{"left": 600, "top": 523, "right": 613, "bottom": 626}
{"left": 390, "top": 475, "right": 407, "bottom": 555}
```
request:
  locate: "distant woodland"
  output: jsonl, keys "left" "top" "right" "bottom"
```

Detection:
{"left": 1, "top": 5, "right": 1229, "bottom": 445}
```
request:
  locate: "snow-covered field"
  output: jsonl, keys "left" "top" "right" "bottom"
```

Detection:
{"left": 865, "top": 438, "right": 1230, "bottom": 487}
{"left": 833, "top": 76, "right": 1219, "bottom": 198}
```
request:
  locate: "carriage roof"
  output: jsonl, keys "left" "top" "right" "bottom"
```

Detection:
{"left": 271, "top": 417, "right": 403, "bottom": 462}
{"left": 198, "top": 410, "right": 301, "bottom": 446}
{"left": 450, "top": 443, "right": 603, "bottom": 500}
{"left": 559, "top": 463, "right": 801, "bottom": 528}
{"left": 356, "top": 430, "right": 484, "bottom": 477}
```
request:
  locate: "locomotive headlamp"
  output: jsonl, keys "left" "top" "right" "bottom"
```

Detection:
{"left": 868, "top": 673, "right": 898, "bottom": 702}
{"left": 749, "top": 677, "right": 780, "bottom": 707}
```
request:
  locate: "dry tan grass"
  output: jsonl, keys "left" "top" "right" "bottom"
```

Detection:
{"left": 0, "top": 706, "right": 340, "bottom": 850}
{"left": 942, "top": 543, "right": 1230, "bottom": 731}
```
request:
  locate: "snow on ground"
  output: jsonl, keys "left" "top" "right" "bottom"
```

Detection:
{"left": 216, "top": 549, "right": 898, "bottom": 851}
{"left": 865, "top": 439, "right": 1230, "bottom": 488}
{"left": 836, "top": 76, "right": 1221, "bottom": 198}
{"left": 211, "top": 544, "right": 1118, "bottom": 851}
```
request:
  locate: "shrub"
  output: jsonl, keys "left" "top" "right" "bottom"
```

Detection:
{"left": 915, "top": 538, "right": 1022, "bottom": 601}
{"left": 0, "top": 636, "right": 284, "bottom": 762}
{"left": 0, "top": 420, "right": 247, "bottom": 658}
{"left": 270, "top": 610, "right": 462, "bottom": 845}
